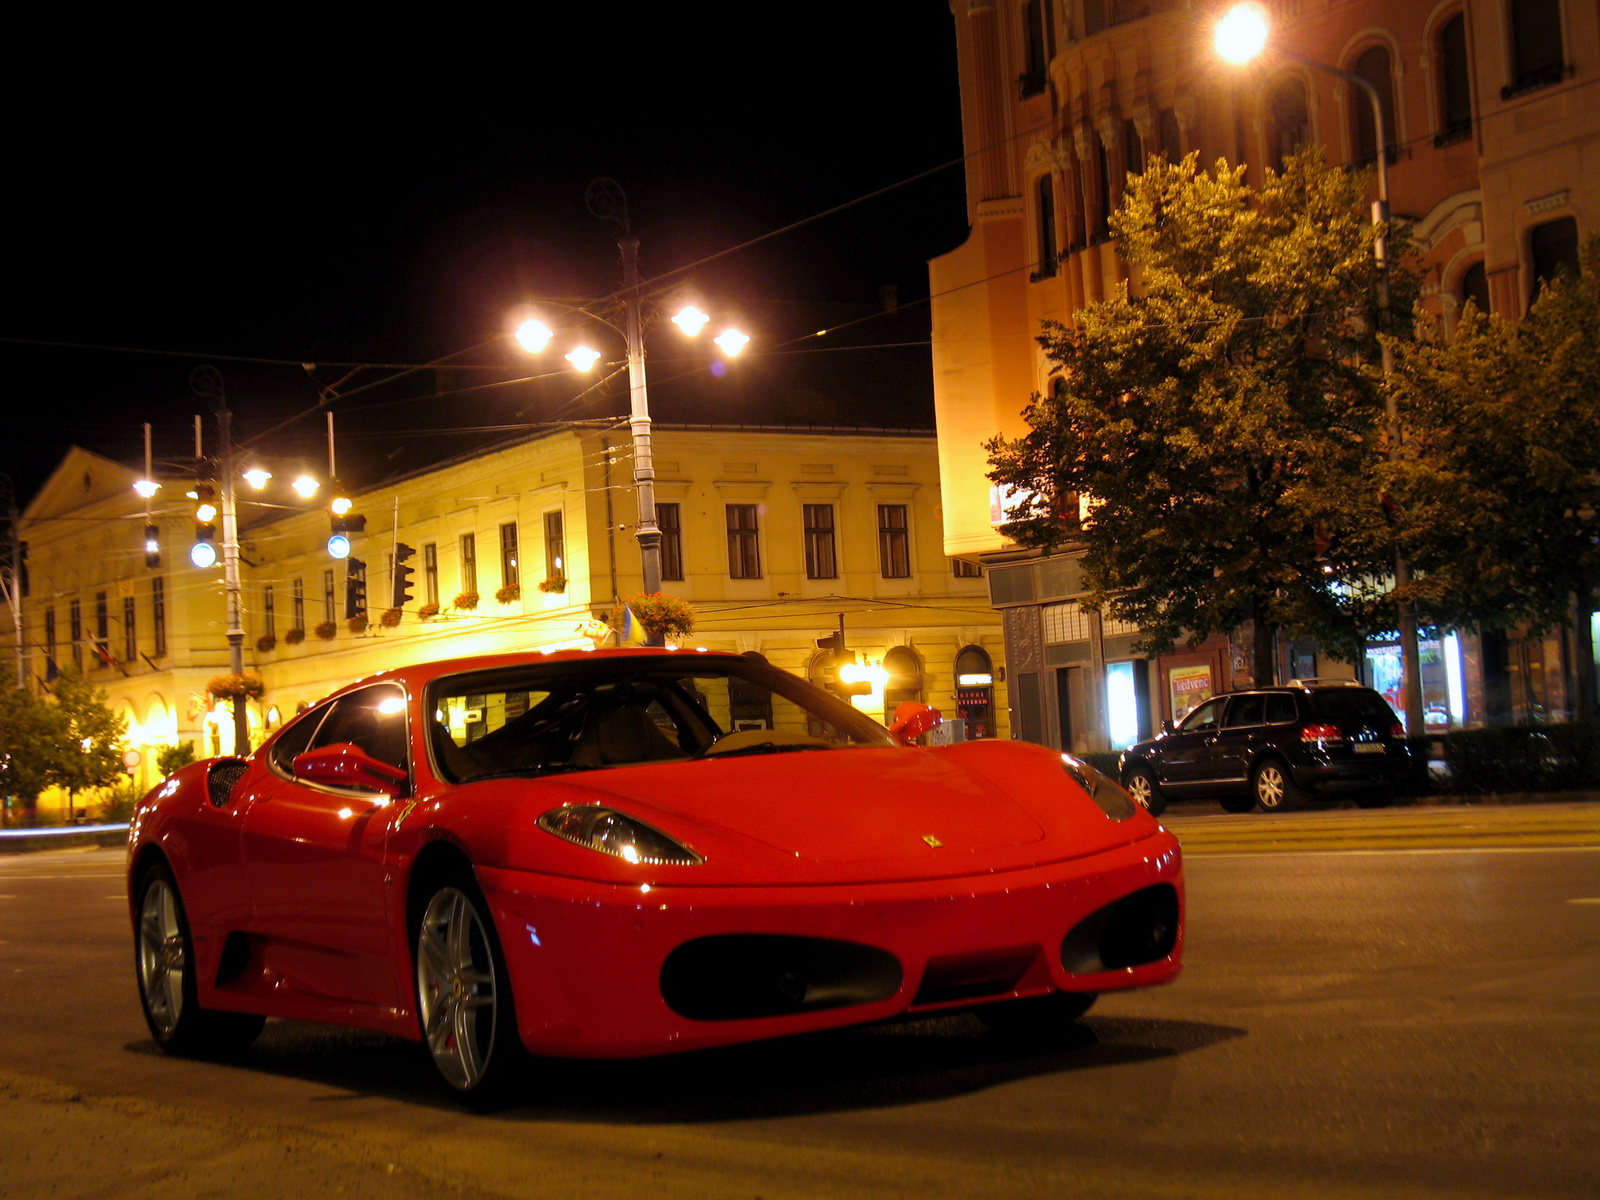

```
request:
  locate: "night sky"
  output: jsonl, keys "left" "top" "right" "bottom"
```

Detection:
{"left": 0, "top": 7, "right": 967, "bottom": 509}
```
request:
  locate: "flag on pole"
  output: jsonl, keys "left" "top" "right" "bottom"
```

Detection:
{"left": 576, "top": 616, "right": 613, "bottom": 648}
{"left": 619, "top": 604, "right": 648, "bottom": 646}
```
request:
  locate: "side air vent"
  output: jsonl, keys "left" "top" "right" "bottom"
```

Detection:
{"left": 1060, "top": 883, "right": 1179, "bottom": 975}
{"left": 207, "top": 759, "right": 248, "bottom": 809}
{"left": 661, "top": 934, "right": 902, "bottom": 1021}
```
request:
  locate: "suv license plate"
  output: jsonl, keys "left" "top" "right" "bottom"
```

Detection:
{"left": 1353, "top": 743, "right": 1385, "bottom": 754}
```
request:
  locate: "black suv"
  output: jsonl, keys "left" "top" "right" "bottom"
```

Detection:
{"left": 1119, "top": 680, "right": 1409, "bottom": 815}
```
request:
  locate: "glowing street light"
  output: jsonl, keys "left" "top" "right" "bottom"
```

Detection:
{"left": 1214, "top": 2, "right": 1268, "bottom": 64}
{"left": 565, "top": 345, "right": 602, "bottom": 372}
{"left": 515, "top": 318, "right": 553, "bottom": 353}
{"left": 133, "top": 479, "right": 159, "bottom": 498}
{"left": 242, "top": 468, "right": 272, "bottom": 490}
{"left": 714, "top": 328, "right": 750, "bottom": 358}
{"left": 292, "top": 475, "right": 319, "bottom": 498}
{"left": 671, "top": 305, "right": 710, "bottom": 337}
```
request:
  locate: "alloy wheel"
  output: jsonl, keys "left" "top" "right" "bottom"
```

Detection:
{"left": 416, "top": 886, "right": 500, "bottom": 1092}
{"left": 138, "top": 877, "right": 186, "bottom": 1039}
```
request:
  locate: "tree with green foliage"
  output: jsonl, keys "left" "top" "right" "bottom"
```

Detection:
{"left": 48, "top": 667, "right": 128, "bottom": 821}
{"left": 1383, "top": 238, "right": 1600, "bottom": 715}
{"left": 987, "top": 148, "right": 1422, "bottom": 681}
{"left": 0, "top": 665, "right": 66, "bottom": 815}
{"left": 156, "top": 741, "right": 197, "bottom": 777}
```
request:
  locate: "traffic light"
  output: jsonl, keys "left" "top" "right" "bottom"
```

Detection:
{"left": 191, "top": 483, "right": 218, "bottom": 568}
{"left": 392, "top": 542, "right": 416, "bottom": 608}
{"left": 327, "top": 480, "right": 366, "bottom": 558}
{"left": 816, "top": 630, "right": 871, "bottom": 699}
{"left": 345, "top": 557, "right": 367, "bottom": 620}
{"left": 144, "top": 524, "right": 160, "bottom": 569}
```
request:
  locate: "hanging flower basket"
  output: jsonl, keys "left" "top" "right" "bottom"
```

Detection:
{"left": 380, "top": 607, "right": 403, "bottom": 628}
{"left": 348, "top": 613, "right": 369, "bottom": 634}
{"left": 608, "top": 592, "right": 697, "bottom": 643}
{"left": 255, "top": 634, "right": 277, "bottom": 653}
{"left": 417, "top": 601, "right": 440, "bottom": 621}
{"left": 207, "top": 671, "right": 265, "bottom": 702}
{"left": 284, "top": 627, "right": 306, "bottom": 645}
{"left": 453, "top": 590, "right": 479, "bottom": 612}
{"left": 538, "top": 575, "right": 566, "bottom": 594}
{"left": 314, "top": 620, "right": 338, "bottom": 641}
{"left": 495, "top": 583, "right": 522, "bottom": 604}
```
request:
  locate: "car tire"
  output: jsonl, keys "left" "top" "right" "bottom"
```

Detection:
{"left": 1218, "top": 794, "right": 1257, "bottom": 814}
{"left": 134, "top": 863, "right": 265, "bottom": 1056}
{"left": 1252, "top": 759, "right": 1303, "bottom": 812}
{"left": 413, "top": 874, "right": 525, "bottom": 1107}
{"left": 1122, "top": 767, "right": 1166, "bottom": 816}
{"left": 975, "top": 990, "right": 1097, "bottom": 1034}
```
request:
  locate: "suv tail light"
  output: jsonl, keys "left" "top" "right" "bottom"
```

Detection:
{"left": 1301, "top": 724, "right": 1343, "bottom": 743}
{"left": 1390, "top": 722, "right": 1404, "bottom": 737}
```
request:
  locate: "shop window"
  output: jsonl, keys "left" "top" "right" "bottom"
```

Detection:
{"left": 884, "top": 646, "right": 924, "bottom": 713}
{"left": 955, "top": 645, "right": 996, "bottom": 739}
{"left": 1505, "top": 0, "right": 1565, "bottom": 98}
{"left": 1435, "top": 13, "right": 1472, "bottom": 145}
{"left": 1349, "top": 45, "right": 1398, "bottom": 166}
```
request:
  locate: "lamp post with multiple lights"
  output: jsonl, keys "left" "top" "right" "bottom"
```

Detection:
{"left": 1216, "top": 3, "right": 1426, "bottom": 735}
{"left": 515, "top": 178, "right": 749, "bottom": 599}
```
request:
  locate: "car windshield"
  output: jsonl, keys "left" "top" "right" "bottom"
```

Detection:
{"left": 1309, "top": 689, "right": 1399, "bottom": 727}
{"left": 426, "top": 656, "right": 896, "bottom": 782}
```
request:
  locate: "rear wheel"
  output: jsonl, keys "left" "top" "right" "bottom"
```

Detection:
{"left": 135, "top": 864, "right": 264, "bottom": 1056}
{"left": 413, "top": 876, "right": 525, "bottom": 1106}
{"left": 976, "top": 991, "right": 1097, "bottom": 1034}
{"left": 1218, "top": 794, "right": 1257, "bottom": 814}
{"left": 1252, "top": 759, "right": 1303, "bottom": 812}
{"left": 1122, "top": 767, "right": 1166, "bottom": 816}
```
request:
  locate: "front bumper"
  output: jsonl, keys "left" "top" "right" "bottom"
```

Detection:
{"left": 477, "top": 829, "right": 1183, "bottom": 1058}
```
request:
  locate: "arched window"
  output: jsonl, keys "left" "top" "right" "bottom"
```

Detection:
{"left": 1267, "top": 75, "right": 1310, "bottom": 173}
{"left": 1457, "top": 261, "right": 1490, "bottom": 316}
{"left": 954, "top": 646, "right": 996, "bottom": 739}
{"left": 1506, "top": 0, "right": 1564, "bottom": 97}
{"left": 1435, "top": 13, "right": 1472, "bottom": 144}
{"left": 1349, "top": 45, "right": 1398, "bottom": 166}
{"left": 1122, "top": 117, "right": 1144, "bottom": 175}
{"left": 1158, "top": 108, "right": 1182, "bottom": 164}
{"left": 1034, "top": 174, "right": 1058, "bottom": 279}
{"left": 884, "top": 647, "right": 924, "bottom": 713}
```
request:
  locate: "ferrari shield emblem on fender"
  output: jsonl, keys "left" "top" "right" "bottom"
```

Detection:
{"left": 922, "top": 834, "right": 943, "bottom": 849}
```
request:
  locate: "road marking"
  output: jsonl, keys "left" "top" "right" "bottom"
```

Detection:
{"left": 1190, "top": 844, "right": 1600, "bottom": 859}
{"left": 1567, "top": 897, "right": 1600, "bottom": 905}
{"left": 0, "top": 873, "right": 125, "bottom": 881}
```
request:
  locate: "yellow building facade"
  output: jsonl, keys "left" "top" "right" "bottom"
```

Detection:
{"left": 930, "top": 0, "right": 1599, "bottom": 748}
{"left": 4, "top": 427, "right": 1005, "bottom": 822}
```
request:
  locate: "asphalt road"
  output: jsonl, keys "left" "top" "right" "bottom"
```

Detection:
{"left": 1, "top": 805, "right": 1596, "bottom": 1200}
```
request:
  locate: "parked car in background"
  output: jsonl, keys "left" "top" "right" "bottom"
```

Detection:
{"left": 1119, "top": 679, "right": 1409, "bottom": 815}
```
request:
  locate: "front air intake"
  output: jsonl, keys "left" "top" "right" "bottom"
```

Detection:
{"left": 1060, "top": 883, "right": 1179, "bottom": 974}
{"left": 660, "top": 934, "right": 902, "bottom": 1021}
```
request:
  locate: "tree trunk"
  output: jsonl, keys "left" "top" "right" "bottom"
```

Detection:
{"left": 1253, "top": 618, "right": 1279, "bottom": 688}
{"left": 1575, "top": 580, "right": 1596, "bottom": 722}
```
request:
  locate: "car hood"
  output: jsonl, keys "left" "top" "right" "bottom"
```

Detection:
{"left": 460, "top": 741, "right": 1155, "bottom": 885}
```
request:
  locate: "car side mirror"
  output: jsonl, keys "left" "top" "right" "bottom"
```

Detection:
{"left": 889, "top": 702, "right": 943, "bottom": 746}
{"left": 293, "top": 743, "right": 408, "bottom": 796}
{"left": 1161, "top": 719, "right": 1174, "bottom": 736}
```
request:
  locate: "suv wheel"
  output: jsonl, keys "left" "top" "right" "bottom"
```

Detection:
{"left": 1252, "top": 759, "right": 1303, "bottom": 812}
{"left": 1122, "top": 767, "right": 1166, "bottom": 816}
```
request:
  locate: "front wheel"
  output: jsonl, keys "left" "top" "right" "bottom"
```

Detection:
{"left": 1122, "top": 767, "right": 1166, "bottom": 817}
{"left": 414, "top": 878, "right": 524, "bottom": 1106}
{"left": 1252, "top": 760, "right": 1304, "bottom": 812}
{"left": 135, "top": 864, "right": 264, "bottom": 1056}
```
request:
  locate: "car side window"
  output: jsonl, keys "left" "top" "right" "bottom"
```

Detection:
{"left": 310, "top": 685, "right": 409, "bottom": 773}
{"left": 268, "top": 706, "right": 325, "bottom": 775}
{"left": 1223, "top": 694, "right": 1265, "bottom": 728}
{"left": 1181, "top": 698, "right": 1225, "bottom": 734}
{"left": 1266, "top": 693, "right": 1299, "bottom": 724}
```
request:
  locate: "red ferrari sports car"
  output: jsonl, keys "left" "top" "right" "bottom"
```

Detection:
{"left": 129, "top": 648, "right": 1184, "bottom": 1102}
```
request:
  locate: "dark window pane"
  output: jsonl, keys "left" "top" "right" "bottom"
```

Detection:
{"left": 726, "top": 505, "right": 761, "bottom": 579}
{"left": 1510, "top": 0, "right": 1564, "bottom": 93}
{"left": 658, "top": 503, "right": 683, "bottom": 581}
{"left": 1439, "top": 14, "right": 1472, "bottom": 139}
{"left": 878, "top": 505, "right": 910, "bottom": 578}
{"left": 803, "top": 504, "right": 837, "bottom": 579}
{"left": 1459, "top": 261, "right": 1490, "bottom": 315}
{"left": 1269, "top": 76, "right": 1310, "bottom": 172}
{"left": 1530, "top": 216, "right": 1580, "bottom": 307}
{"left": 1350, "top": 45, "right": 1398, "bottom": 166}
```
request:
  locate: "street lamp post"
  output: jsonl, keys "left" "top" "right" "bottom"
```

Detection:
{"left": 190, "top": 366, "right": 250, "bottom": 755}
{"left": 1217, "top": 5, "right": 1427, "bottom": 735}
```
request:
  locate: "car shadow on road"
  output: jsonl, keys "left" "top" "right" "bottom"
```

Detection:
{"left": 130, "top": 1011, "right": 1245, "bottom": 1121}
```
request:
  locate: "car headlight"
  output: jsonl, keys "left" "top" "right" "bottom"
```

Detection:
{"left": 538, "top": 805, "right": 704, "bottom": 865}
{"left": 1060, "top": 753, "right": 1137, "bottom": 822}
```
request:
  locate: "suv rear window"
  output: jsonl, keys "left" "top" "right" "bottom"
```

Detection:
{"left": 1266, "top": 693, "right": 1298, "bottom": 723}
{"left": 1309, "top": 689, "right": 1398, "bottom": 727}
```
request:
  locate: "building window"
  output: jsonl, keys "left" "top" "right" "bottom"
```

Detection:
{"left": 44, "top": 607, "right": 56, "bottom": 675}
{"left": 1349, "top": 45, "right": 1398, "bottom": 166}
{"left": 323, "top": 568, "right": 336, "bottom": 622}
{"left": 804, "top": 504, "right": 838, "bottom": 579}
{"left": 884, "top": 646, "right": 924, "bottom": 714}
{"left": 1529, "top": 216, "right": 1580, "bottom": 307}
{"left": 1458, "top": 261, "right": 1490, "bottom": 316}
{"left": 70, "top": 598, "right": 82, "bottom": 673}
{"left": 460, "top": 532, "right": 477, "bottom": 593}
{"left": 1094, "top": 134, "right": 1113, "bottom": 241}
{"left": 292, "top": 578, "right": 305, "bottom": 632}
{"left": 1435, "top": 13, "right": 1472, "bottom": 144}
{"left": 1033, "top": 174, "right": 1058, "bottom": 279}
{"left": 499, "top": 522, "right": 519, "bottom": 590}
{"left": 1122, "top": 117, "right": 1143, "bottom": 175}
{"left": 152, "top": 578, "right": 166, "bottom": 658}
{"left": 423, "top": 543, "right": 438, "bottom": 605}
{"left": 955, "top": 645, "right": 996, "bottom": 739}
{"left": 1083, "top": 0, "right": 1106, "bottom": 37}
{"left": 1268, "top": 75, "right": 1310, "bottom": 172}
{"left": 658, "top": 503, "right": 683, "bottom": 581}
{"left": 726, "top": 504, "right": 761, "bottom": 579}
{"left": 95, "top": 592, "right": 109, "bottom": 665}
{"left": 263, "top": 585, "right": 275, "bottom": 638}
{"left": 123, "top": 595, "right": 136, "bottom": 664}
{"left": 1158, "top": 107, "right": 1182, "bottom": 163}
{"left": 543, "top": 511, "right": 564, "bottom": 582}
{"left": 878, "top": 505, "right": 910, "bottom": 579}
{"left": 1020, "top": 0, "right": 1049, "bottom": 97}
{"left": 1506, "top": 0, "right": 1565, "bottom": 97}
{"left": 953, "top": 558, "right": 983, "bottom": 578}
